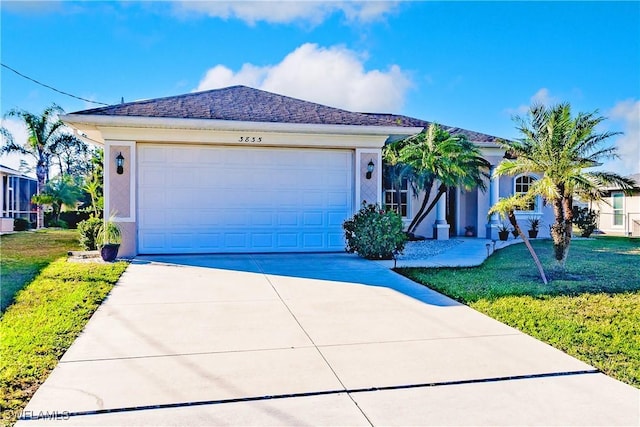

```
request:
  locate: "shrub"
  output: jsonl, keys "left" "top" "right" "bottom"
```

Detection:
{"left": 47, "top": 218, "right": 69, "bottom": 229}
{"left": 45, "top": 211, "right": 91, "bottom": 229}
{"left": 572, "top": 206, "right": 599, "bottom": 237}
{"left": 77, "top": 217, "right": 103, "bottom": 250}
{"left": 343, "top": 203, "right": 406, "bottom": 260}
{"left": 13, "top": 217, "right": 31, "bottom": 231}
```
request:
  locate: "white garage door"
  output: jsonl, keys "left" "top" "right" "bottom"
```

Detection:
{"left": 138, "top": 145, "right": 354, "bottom": 254}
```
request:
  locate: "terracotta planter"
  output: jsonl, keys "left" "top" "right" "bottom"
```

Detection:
{"left": 100, "top": 244, "right": 120, "bottom": 262}
{"left": 528, "top": 230, "right": 538, "bottom": 238}
{"left": 498, "top": 230, "right": 509, "bottom": 241}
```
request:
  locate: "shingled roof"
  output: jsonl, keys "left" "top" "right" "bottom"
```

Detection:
{"left": 73, "top": 85, "right": 500, "bottom": 142}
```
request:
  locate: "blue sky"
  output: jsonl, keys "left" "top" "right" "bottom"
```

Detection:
{"left": 2, "top": 1, "right": 639, "bottom": 174}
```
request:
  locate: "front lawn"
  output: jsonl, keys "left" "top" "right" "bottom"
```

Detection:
{"left": 0, "top": 259, "right": 128, "bottom": 426}
{"left": 0, "top": 229, "right": 80, "bottom": 313}
{"left": 399, "top": 237, "right": 640, "bottom": 388}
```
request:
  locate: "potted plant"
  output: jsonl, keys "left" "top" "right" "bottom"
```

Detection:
{"left": 464, "top": 225, "right": 475, "bottom": 237}
{"left": 527, "top": 217, "right": 541, "bottom": 238}
{"left": 497, "top": 223, "right": 510, "bottom": 241}
{"left": 97, "top": 218, "right": 121, "bottom": 262}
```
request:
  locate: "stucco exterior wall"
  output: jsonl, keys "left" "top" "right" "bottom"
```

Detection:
{"left": 108, "top": 145, "right": 131, "bottom": 218}
{"left": 359, "top": 151, "right": 379, "bottom": 205}
{"left": 106, "top": 142, "right": 137, "bottom": 257}
{"left": 595, "top": 192, "right": 640, "bottom": 236}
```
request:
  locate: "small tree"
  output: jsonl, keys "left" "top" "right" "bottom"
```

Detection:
{"left": 83, "top": 149, "right": 104, "bottom": 217}
{"left": 489, "top": 195, "right": 548, "bottom": 284}
{"left": 33, "top": 175, "right": 83, "bottom": 224}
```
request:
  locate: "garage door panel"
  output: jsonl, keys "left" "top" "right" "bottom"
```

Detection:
{"left": 277, "top": 211, "right": 299, "bottom": 226}
{"left": 327, "top": 191, "right": 350, "bottom": 208}
{"left": 251, "top": 233, "right": 274, "bottom": 248}
{"left": 328, "top": 212, "right": 347, "bottom": 226}
{"left": 303, "top": 211, "right": 323, "bottom": 226}
{"left": 251, "top": 211, "right": 275, "bottom": 226}
{"left": 138, "top": 145, "right": 353, "bottom": 254}
{"left": 303, "top": 233, "right": 324, "bottom": 247}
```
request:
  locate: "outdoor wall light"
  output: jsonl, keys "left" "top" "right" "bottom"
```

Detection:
{"left": 366, "top": 160, "right": 375, "bottom": 179}
{"left": 116, "top": 152, "right": 125, "bottom": 175}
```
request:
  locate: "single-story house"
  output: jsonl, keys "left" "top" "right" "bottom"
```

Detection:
{"left": 594, "top": 173, "right": 640, "bottom": 237}
{"left": 0, "top": 164, "right": 37, "bottom": 231}
{"left": 62, "top": 85, "right": 553, "bottom": 257}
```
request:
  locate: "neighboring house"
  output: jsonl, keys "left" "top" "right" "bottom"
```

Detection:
{"left": 594, "top": 173, "right": 640, "bottom": 237}
{"left": 0, "top": 164, "right": 37, "bottom": 231}
{"left": 62, "top": 85, "right": 551, "bottom": 257}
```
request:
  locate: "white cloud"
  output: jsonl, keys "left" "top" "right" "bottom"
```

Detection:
{"left": 507, "top": 87, "right": 559, "bottom": 116}
{"left": 606, "top": 99, "right": 640, "bottom": 175}
{"left": 173, "top": 1, "right": 397, "bottom": 25}
{"left": 196, "top": 43, "right": 412, "bottom": 112}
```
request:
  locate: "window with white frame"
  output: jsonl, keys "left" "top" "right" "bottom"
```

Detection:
{"left": 384, "top": 177, "right": 409, "bottom": 217}
{"left": 612, "top": 192, "right": 624, "bottom": 226}
{"left": 514, "top": 175, "right": 537, "bottom": 211}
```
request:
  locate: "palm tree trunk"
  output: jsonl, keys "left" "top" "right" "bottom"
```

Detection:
{"left": 550, "top": 197, "right": 569, "bottom": 269}
{"left": 507, "top": 210, "right": 548, "bottom": 284}
{"left": 35, "top": 163, "right": 47, "bottom": 229}
{"left": 407, "top": 181, "right": 436, "bottom": 234}
{"left": 410, "top": 184, "right": 447, "bottom": 235}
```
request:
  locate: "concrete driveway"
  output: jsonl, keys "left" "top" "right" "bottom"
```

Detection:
{"left": 19, "top": 254, "right": 639, "bottom": 426}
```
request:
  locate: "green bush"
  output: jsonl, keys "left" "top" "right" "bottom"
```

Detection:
{"left": 573, "top": 206, "right": 599, "bottom": 237}
{"left": 45, "top": 211, "right": 91, "bottom": 229}
{"left": 77, "top": 217, "right": 102, "bottom": 250}
{"left": 343, "top": 203, "right": 406, "bottom": 260}
{"left": 13, "top": 217, "right": 31, "bottom": 231}
{"left": 47, "top": 218, "right": 69, "bottom": 229}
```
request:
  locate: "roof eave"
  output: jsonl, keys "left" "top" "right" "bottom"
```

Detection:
{"left": 61, "top": 114, "right": 424, "bottom": 138}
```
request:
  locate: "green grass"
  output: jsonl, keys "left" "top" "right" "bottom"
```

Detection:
{"left": 1, "top": 229, "right": 80, "bottom": 313}
{"left": 399, "top": 237, "right": 640, "bottom": 388}
{"left": 0, "top": 259, "right": 128, "bottom": 426}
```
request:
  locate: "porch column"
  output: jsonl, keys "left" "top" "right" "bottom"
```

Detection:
{"left": 433, "top": 183, "right": 450, "bottom": 240}
{"left": 485, "top": 165, "right": 500, "bottom": 239}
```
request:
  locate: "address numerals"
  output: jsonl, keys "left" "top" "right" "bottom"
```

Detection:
{"left": 238, "top": 136, "right": 263, "bottom": 143}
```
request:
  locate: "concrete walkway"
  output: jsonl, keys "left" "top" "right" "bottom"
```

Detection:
{"left": 379, "top": 237, "right": 523, "bottom": 268}
{"left": 18, "top": 252, "right": 639, "bottom": 426}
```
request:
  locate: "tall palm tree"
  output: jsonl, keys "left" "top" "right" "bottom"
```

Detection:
{"left": 0, "top": 104, "right": 77, "bottom": 228}
{"left": 495, "top": 103, "right": 637, "bottom": 269}
{"left": 396, "top": 124, "right": 489, "bottom": 234}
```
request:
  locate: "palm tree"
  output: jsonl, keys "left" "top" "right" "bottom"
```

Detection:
{"left": 0, "top": 104, "right": 79, "bottom": 228}
{"left": 495, "top": 103, "right": 637, "bottom": 269}
{"left": 395, "top": 124, "right": 490, "bottom": 235}
{"left": 489, "top": 194, "right": 548, "bottom": 284}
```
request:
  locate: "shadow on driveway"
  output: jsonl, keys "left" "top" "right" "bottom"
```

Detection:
{"left": 135, "top": 252, "right": 458, "bottom": 307}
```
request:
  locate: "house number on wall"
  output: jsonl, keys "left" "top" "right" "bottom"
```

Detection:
{"left": 238, "top": 136, "right": 263, "bottom": 143}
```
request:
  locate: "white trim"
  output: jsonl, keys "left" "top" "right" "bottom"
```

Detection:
{"left": 354, "top": 150, "right": 361, "bottom": 212}
{"left": 104, "top": 140, "right": 136, "bottom": 223}
{"left": 375, "top": 150, "right": 382, "bottom": 206}
{"left": 62, "top": 114, "right": 424, "bottom": 138}
{"left": 513, "top": 173, "right": 541, "bottom": 214}
{"left": 612, "top": 191, "right": 625, "bottom": 228}
{"left": 383, "top": 175, "right": 410, "bottom": 219}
